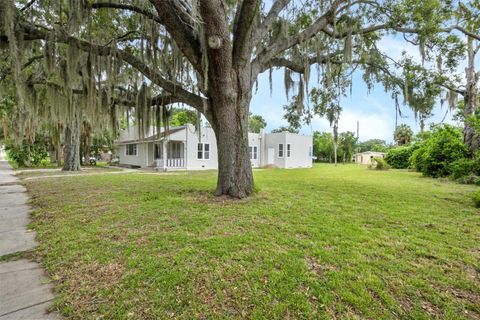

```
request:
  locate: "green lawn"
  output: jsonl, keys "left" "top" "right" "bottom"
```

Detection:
{"left": 23, "top": 164, "right": 480, "bottom": 319}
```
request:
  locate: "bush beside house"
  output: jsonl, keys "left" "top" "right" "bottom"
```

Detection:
{"left": 384, "top": 125, "right": 480, "bottom": 187}
{"left": 409, "top": 125, "right": 468, "bottom": 178}
{"left": 384, "top": 146, "right": 414, "bottom": 169}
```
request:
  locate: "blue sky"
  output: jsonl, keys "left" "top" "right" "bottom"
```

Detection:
{"left": 250, "top": 35, "right": 471, "bottom": 143}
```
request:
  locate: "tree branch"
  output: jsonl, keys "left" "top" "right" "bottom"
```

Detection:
{"left": 232, "top": 0, "right": 260, "bottom": 67}
{"left": 148, "top": 0, "right": 203, "bottom": 73}
{"left": 253, "top": 0, "right": 345, "bottom": 72}
{"left": 89, "top": 2, "right": 162, "bottom": 24}
{"left": 260, "top": 51, "right": 343, "bottom": 73}
{"left": 17, "top": 22, "right": 208, "bottom": 115}
{"left": 252, "top": 0, "right": 291, "bottom": 48}
{"left": 91, "top": 1, "right": 203, "bottom": 73}
{"left": 20, "top": 0, "right": 36, "bottom": 12}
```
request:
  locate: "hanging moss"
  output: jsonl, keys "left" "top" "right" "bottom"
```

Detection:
{"left": 447, "top": 90, "right": 458, "bottom": 110}
{"left": 343, "top": 33, "right": 352, "bottom": 64}
{"left": 284, "top": 68, "right": 294, "bottom": 100}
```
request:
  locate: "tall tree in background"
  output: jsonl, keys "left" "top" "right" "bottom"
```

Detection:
{"left": 248, "top": 113, "right": 267, "bottom": 133}
{"left": 313, "top": 131, "right": 334, "bottom": 162}
{"left": 394, "top": 124, "right": 413, "bottom": 146}
{"left": 0, "top": 0, "right": 460, "bottom": 197}
{"left": 338, "top": 131, "right": 357, "bottom": 162}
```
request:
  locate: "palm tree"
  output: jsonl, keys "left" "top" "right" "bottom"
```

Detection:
{"left": 394, "top": 124, "right": 413, "bottom": 146}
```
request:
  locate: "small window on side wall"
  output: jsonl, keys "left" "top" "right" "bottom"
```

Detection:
{"left": 287, "top": 144, "right": 291, "bottom": 157}
{"left": 249, "top": 146, "right": 258, "bottom": 160}
{"left": 278, "top": 144, "right": 284, "bottom": 157}
{"left": 197, "top": 143, "right": 210, "bottom": 160}
{"left": 126, "top": 144, "right": 137, "bottom": 156}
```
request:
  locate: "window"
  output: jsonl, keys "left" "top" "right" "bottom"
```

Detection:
{"left": 126, "top": 144, "right": 137, "bottom": 156}
{"left": 249, "top": 146, "right": 258, "bottom": 160}
{"left": 197, "top": 143, "right": 210, "bottom": 160}
{"left": 154, "top": 144, "right": 162, "bottom": 159}
{"left": 308, "top": 146, "right": 312, "bottom": 157}
{"left": 287, "top": 144, "right": 291, "bottom": 157}
{"left": 168, "top": 142, "right": 183, "bottom": 159}
{"left": 278, "top": 144, "right": 284, "bottom": 157}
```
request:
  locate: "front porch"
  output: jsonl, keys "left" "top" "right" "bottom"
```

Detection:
{"left": 150, "top": 140, "right": 186, "bottom": 171}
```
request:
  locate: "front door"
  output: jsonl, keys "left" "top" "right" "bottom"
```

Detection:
{"left": 267, "top": 148, "right": 275, "bottom": 165}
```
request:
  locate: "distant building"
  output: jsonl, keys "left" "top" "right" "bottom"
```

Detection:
{"left": 115, "top": 124, "right": 313, "bottom": 171}
{"left": 353, "top": 151, "right": 386, "bottom": 165}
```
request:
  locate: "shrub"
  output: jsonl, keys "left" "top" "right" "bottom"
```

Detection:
{"left": 450, "top": 158, "right": 480, "bottom": 180}
{"left": 5, "top": 137, "right": 49, "bottom": 167}
{"left": 409, "top": 125, "right": 468, "bottom": 178}
{"left": 369, "top": 156, "right": 390, "bottom": 170}
{"left": 385, "top": 146, "right": 413, "bottom": 169}
{"left": 472, "top": 190, "right": 480, "bottom": 208}
{"left": 456, "top": 174, "right": 480, "bottom": 185}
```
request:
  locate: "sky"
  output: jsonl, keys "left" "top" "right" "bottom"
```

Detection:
{"left": 249, "top": 34, "right": 469, "bottom": 143}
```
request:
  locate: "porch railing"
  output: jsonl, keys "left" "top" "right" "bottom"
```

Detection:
{"left": 155, "top": 158, "right": 185, "bottom": 168}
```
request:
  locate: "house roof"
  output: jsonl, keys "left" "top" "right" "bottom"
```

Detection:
{"left": 354, "top": 151, "right": 386, "bottom": 155}
{"left": 115, "top": 126, "right": 185, "bottom": 145}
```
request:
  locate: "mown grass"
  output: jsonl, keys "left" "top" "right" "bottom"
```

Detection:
{"left": 24, "top": 164, "right": 480, "bottom": 319}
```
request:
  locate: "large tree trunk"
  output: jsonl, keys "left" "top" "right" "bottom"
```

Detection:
{"left": 48, "top": 140, "right": 57, "bottom": 164}
{"left": 463, "top": 38, "right": 479, "bottom": 153}
{"left": 211, "top": 102, "right": 253, "bottom": 198}
{"left": 63, "top": 117, "right": 81, "bottom": 171}
{"left": 56, "top": 123, "right": 62, "bottom": 167}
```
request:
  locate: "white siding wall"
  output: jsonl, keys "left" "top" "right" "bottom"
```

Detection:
{"left": 264, "top": 133, "right": 286, "bottom": 168}
{"left": 118, "top": 143, "right": 148, "bottom": 167}
{"left": 185, "top": 125, "right": 218, "bottom": 170}
{"left": 285, "top": 133, "right": 313, "bottom": 168}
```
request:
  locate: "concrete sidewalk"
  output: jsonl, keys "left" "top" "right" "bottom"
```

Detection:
{"left": 0, "top": 161, "right": 58, "bottom": 319}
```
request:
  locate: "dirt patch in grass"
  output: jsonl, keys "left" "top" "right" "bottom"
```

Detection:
{"left": 305, "top": 257, "right": 338, "bottom": 277}
{"left": 57, "top": 261, "right": 126, "bottom": 313}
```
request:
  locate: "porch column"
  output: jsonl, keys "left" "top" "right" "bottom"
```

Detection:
{"left": 162, "top": 140, "right": 167, "bottom": 171}
{"left": 145, "top": 143, "right": 149, "bottom": 167}
{"left": 183, "top": 141, "right": 187, "bottom": 168}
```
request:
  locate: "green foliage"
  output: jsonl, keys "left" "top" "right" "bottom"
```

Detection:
{"left": 91, "top": 131, "right": 115, "bottom": 158}
{"left": 357, "top": 139, "right": 388, "bottom": 152}
{"left": 450, "top": 158, "right": 480, "bottom": 180}
{"left": 385, "top": 146, "right": 414, "bottom": 169}
{"left": 248, "top": 113, "right": 267, "bottom": 133}
{"left": 338, "top": 131, "right": 358, "bottom": 162}
{"left": 313, "top": 131, "right": 357, "bottom": 163}
{"left": 410, "top": 125, "right": 468, "bottom": 178}
{"left": 5, "top": 136, "right": 49, "bottom": 167}
{"left": 394, "top": 124, "right": 413, "bottom": 146}
{"left": 368, "top": 156, "right": 390, "bottom": 170}
{"left": 170, "top": 109, "right": 198, "bottom": 127}
{"left": 313, "top": 131, "right": 334, "bottom": 162}
{"left": 472, "top": 190, "right": 480, "bottom": 208}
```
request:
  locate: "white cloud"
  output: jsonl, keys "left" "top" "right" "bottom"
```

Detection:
{"left": 306, "top": 110, "right": 392, "bottom": 142}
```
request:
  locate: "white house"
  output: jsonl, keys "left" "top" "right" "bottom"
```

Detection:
{"left": 115, "top": 124, "right": 313, "bottom": 171}
{"left": 353, "top": 151, "right": 386, "bottom": 165}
